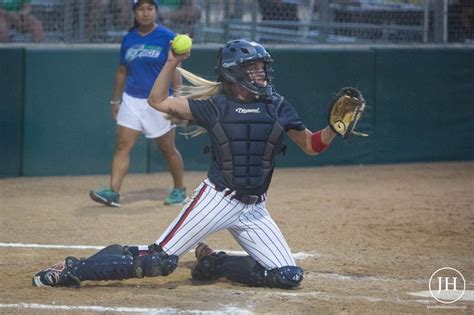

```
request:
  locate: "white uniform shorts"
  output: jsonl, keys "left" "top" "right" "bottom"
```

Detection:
{"left": 116, "top": 92, "right": 173, "bottom": 139}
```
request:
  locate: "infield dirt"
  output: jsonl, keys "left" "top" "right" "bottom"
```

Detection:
{"left": 1, "top": 162, "right": 473, "bottom": 314}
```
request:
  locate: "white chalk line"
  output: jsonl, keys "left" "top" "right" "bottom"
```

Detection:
{"left": 0, "top": 242, "right": 317, "bottom": 260}
{"left": 0, "top": 303, "right": 253, "bottom": 314}
{"left": 306, "top": 273, "right": 471, "bottom": 305}
{"left": 409, "top": 290, "right": 474, "bottom": 302}
{"left": 0, "top": 243, "right": 103, "bottom": 250}
{"left": 7, "top": 243, "right": 457, "bottom": 307}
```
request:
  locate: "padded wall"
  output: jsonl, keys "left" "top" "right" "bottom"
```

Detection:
{"left": 0, "top": 48, "right": 24, "bottom": 177}
{"left": 0, "top": 46, "right": 471, "bottom": 176}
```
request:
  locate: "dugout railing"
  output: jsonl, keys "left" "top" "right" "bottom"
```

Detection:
{"left": 5, "top": 0, "right": 473, "bottom": 45}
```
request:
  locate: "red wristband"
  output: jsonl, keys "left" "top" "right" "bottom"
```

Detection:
{"left": 311, "top": 130, "right": 329, "bottom": 153}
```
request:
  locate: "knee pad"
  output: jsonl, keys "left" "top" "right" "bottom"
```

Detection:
{"left": 134, "top": 252, "right": 178, "bottom": 278}
{"left": 265, "top": 266, "right": 304, "bottom": 289}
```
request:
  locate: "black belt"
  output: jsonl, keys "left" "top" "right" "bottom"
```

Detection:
{"left": 212, "top": 184, "right": 264, "bottom": 205}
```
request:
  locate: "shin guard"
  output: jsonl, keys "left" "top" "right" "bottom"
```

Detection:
{"left": 194, "top": 252, "right": 304, "bottom": 289}
{"left": 68, "top": 245, "right": 136, "bottom": 282}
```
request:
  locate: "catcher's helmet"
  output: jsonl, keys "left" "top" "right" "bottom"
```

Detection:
{"left": 215, "top": 39, "right": 274, "bottom": 99}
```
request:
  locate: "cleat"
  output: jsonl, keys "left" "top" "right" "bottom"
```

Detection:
{"left": 191, "top": 243, "right": 224, "bottom": 281}
{"left": 164, "top": 187, "right": 188, "bottom": 205}
{"left": 89, "top": 187, "right": 121, "bottom": 207}
{"left": 32, "top": 258, "right": 81, "bottom": 288}
{"left": 195, "top": 242, "right": 214, "bottom": 260}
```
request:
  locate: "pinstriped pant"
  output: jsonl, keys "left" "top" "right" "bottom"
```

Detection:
{"left": 155, "top": 179, "right": 296, "bottom": 269}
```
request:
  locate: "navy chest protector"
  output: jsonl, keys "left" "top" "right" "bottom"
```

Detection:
{"left": 207, "top": 94, "right": 286, "bottom": 195}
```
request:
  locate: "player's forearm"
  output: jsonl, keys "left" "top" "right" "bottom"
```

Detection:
{"left": 320, "top": 126, "right": 337, "bottom": 144}
{"left": 308, "top": 126, "right": 336, "bottom": 154}
{"left": 148, "top": 60, "right": 179, "bottom": 112}
{"left": 172, "top": 67, "right": 183, "bottom": 97}
{"left": 288, "top": 125, "right": 337, "bottom": 155}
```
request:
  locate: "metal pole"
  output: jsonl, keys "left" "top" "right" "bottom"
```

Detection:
{"left": 63, "top": 0, "right": 73, "bottom": 42}
{"left": 320, "top": 0, "right": 329, "bottom": 43}
{"left": 204, "top": 0, "right": 210, "bottom": 43}
{"left": 303, "top": 0, "right": 315, "bottom": 40}
{"left": 251, "top": 0, "right": 258, "bottom": 41}
{"left": 205, "top": 0, "right": 210, "bottom": 26}
{"left": 78, "top": 0, "right": 86, "bottom": 42}
{"left": 223, "top": 0, "right": 229, "bottom": 42}
{"left": 433, "top": 0, "right": 443, "bottom": 43}
{"left": 442, "top": 0, "right": 448, "bottom": 43}
{"left": 423, "top": 0, "right": 429, "bottom": 43}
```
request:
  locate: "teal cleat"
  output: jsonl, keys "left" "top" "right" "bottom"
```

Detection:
{"left": 164, "top": 187, "right": 188, "bottom": 205}
{"left": 89, "top": 187, "right": 121, "bottom": 207}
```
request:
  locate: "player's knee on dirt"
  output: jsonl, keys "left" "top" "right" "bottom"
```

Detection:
{"left": 134, "top": 252, "right": 178, "bottom": 278}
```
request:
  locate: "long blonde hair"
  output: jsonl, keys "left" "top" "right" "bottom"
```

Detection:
{"left": 172, "top": 67, "right": 223, "bottom": 137}
{"left": 176, "top": 67, "right": 222, "bottom": 100}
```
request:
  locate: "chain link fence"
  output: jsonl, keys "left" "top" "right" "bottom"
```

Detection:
{"left": 2, "top": 0, "right": 473, "bottom": 44}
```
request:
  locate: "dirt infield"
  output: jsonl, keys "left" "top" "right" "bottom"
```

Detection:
{"left": 1, "top": 162, "right": 473, "bottom": 314}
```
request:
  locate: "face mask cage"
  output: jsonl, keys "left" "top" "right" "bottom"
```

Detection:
{"left": 243, "top": 59, "right": 274, "bottom": 89}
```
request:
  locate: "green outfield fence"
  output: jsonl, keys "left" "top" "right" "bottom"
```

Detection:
{"left": 0, "top": 45, "right": 473, "bottom": 177}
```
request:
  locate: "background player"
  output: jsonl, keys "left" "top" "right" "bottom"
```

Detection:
{"left": 89, "top": 0, "right": 188, "bottom": 207}
{"left": 0, "top": 0, "right": 44, "bottom": 42}
{"left": 34, "top": 39, "right": 339, "bottom": 289}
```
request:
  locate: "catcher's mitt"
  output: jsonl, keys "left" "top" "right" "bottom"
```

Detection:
{"left": 328, "top": 87, "right": 368, "bottom": 139}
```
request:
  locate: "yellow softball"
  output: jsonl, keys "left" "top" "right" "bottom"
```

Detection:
{"left": 172, "top": 34, "right": 192, "bottom": 55}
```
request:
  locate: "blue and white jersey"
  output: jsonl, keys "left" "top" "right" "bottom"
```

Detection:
{"left": 120, "top": 25, "right": 175, "bottom": 99}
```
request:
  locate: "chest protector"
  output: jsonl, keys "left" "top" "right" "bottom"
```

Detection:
{"left": 208, "top": 94, "right": 286, "bottom": 195}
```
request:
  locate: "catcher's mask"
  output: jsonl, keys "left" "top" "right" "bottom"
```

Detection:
{"left": 215, "top": 39, "right": 274, "bottom": 100}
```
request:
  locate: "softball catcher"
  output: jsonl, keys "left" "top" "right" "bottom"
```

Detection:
{"left": 33, "top": 39, "right": 366, "bottom": 289}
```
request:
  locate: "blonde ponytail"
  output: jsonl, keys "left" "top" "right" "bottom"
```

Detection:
{"left": 176, "top": 67, "right": 222, "bottom": 99}
{"left": 171, "top": 67, "right": 223, "bottom": 137}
